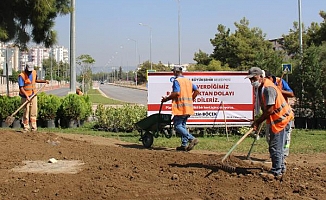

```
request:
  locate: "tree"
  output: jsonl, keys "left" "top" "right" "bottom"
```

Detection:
{"left": 76, "top": 54, "right": 95, "bottom": 93}
{"left": 193, "top": 49, "right": 212, "bottom": 65}
{"left": 210, "top": 18, "right": 274, "bottom": 70}
{"left": 0, "top": 0, "right": 71, "bottom": 49}
{"left": 292, "top": 43, "right": 326, "bottom": 118}
{"left": 42, "top": 57, "right": 58, "bottom": 80}
{"left": 210, "top": 24, "right": 232, "bottom": 66}
{"left": 309, "top": 11, "right": 326, "bottom": 46}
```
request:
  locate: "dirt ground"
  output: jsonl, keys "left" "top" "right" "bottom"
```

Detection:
{"left": 0, "top": 129, "right": 325, "bottom": 200}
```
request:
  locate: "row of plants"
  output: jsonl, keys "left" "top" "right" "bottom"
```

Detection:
{"left": 0, "top": 93, "right": 92, "bottom": 128}
{"left": 94, "top": 104, "right": 147, "bottom": 132}
{"left": 0, "top": 95, "right": 23, "bottom": 127}
{"left": 38, "top": 93, "right": 92, "bottom": 128}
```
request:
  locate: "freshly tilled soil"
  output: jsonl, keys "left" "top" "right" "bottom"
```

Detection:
{"left": 0, "top": 130, "right": 325, "bottom": 200}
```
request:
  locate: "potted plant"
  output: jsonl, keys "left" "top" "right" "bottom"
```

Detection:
{"left": 10, "top": 96, "right": 23, "bottom": 129}
{"left": 38, "top": 93, "right": 61, "bottom": 128}
{"left": 0, "top": 95, "right": 12, "bottom": 128}
{"left": 78, "top": 95, "right": 92, "bottom": 127}
{"left": 58, "top": 94, "right": 84, "bottom": 128}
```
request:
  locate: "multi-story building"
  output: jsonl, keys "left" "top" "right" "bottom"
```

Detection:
{"left": 52, "top": 46, "right": 69, "bottom": 63}
{"left": 0, "top": 42, "right": 20, "bottom": 72}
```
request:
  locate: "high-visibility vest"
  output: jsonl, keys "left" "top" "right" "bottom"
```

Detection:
{"left": 275, "top": 77, "right": 283, "bottom": 90}
{"left": 172, "top": 77, "right": 195, "bottom": 116}
{"left": 19, "top": 70, "right": 36, "bottom": 97}
{"left": 261, "top": 79, "right": 293, "bottom": 133}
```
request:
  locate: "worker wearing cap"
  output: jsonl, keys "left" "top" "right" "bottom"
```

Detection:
{"left": 264, "top": 70, "right": 294, "bottom": 160}
{"left": 76, "top": 87, "right": 83, "bottom": 95}
{"left": 246, "top": 67, "right": 293, "bottom": 180}
{"left": 18, "top": 62, "right": 49, "bottom": 132}
{"left": 161, "top": 66, "right": 200, "bottom": 151}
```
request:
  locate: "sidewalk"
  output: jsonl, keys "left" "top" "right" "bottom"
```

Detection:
{"left": 0, "top": 83, "right": 69, "bottom": 97}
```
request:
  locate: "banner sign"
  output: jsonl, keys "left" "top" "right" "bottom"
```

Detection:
{"left": 147, "top": 71, "right": 254, "bottom": 126}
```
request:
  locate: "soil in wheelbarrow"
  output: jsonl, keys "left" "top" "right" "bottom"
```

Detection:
{"left": 0, "top": 129, "right": 326, "bottom": 200}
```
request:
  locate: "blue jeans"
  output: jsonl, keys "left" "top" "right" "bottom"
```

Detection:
{"left": 173, "top": 115, "right": 195, "bottom": 147}
{"left": 268, "top": 124, "right": 288, "bottom": 175}
{"left": 266, "top": 121, "right": 292, "bottom": 158}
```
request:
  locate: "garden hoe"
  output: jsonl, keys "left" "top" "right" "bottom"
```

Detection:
{"left": 5, "top": 83, "right": 47, "bottom": 126}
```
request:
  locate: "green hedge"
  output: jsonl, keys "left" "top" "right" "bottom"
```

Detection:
{"left": 94, "top": 104, "right": 147, "bottom": 132}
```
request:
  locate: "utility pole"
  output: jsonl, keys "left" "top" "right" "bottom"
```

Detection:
{"left": 177, "top": 0, "right": 181, "bottom": 65}
{"left": 70, "top": 0, "right": 76, "bottom": 93}
{"left": 1, "top": 47, "right": 14, "bottom": 96}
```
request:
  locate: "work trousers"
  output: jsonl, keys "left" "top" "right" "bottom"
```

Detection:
{"left": 173, "top": 115, "right": 195, "bottom": 147}
{"left": 267, "top": 123, "right": 290, "bottom": 175}
{"left": 266, "top": 120, "right": 292, "bottom": 158}
{"left": 21, "top": 96, "right": 38, "bottom": 131}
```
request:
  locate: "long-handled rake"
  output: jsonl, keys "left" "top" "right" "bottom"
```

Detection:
{"left": 218, "top": 128, "right": 254, "bottom": 172}
{"left": 5, "top": 83, "right": 47, "bottom": 126}
{"left": 222, "top": 128, "right": 254, "bottom": 163}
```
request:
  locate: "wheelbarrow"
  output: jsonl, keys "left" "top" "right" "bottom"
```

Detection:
{"left": 135, "top": 102, "right": 173, "bottom": 148}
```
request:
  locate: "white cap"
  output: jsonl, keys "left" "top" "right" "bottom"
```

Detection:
{"left": 26, "top": 62, "right": 34, "bottom": 71}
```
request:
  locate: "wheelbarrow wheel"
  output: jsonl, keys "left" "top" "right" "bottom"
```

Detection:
{"left": 142, "top": 132, "right": 154, "bottom": 148}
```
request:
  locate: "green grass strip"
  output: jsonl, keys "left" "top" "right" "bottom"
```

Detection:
{"left": 87, "top": 89, "right": 125, "bottom": 105}
{"left": 38, "top": 127, "right": 326, "bottom": 154}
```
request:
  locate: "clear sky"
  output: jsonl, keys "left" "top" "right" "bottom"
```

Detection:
{"left": 54, "top": 0, "right": 326, "bottom": 72}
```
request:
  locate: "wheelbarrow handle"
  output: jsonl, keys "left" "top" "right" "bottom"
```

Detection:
{"left": 158, "top": 101, "right": 163, "bottom": 115}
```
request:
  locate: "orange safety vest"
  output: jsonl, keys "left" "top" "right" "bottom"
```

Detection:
{"left": 261, "top": 79, "right": 293, "bottom": 133}
{"left": 19, "top": 70, "right": 36, "bottom": 97}
{"left": 275, "top": 77, "right": 283, "bottom": 89}
{"left": 172, "top": 77, "right": 195, "bottom": 116}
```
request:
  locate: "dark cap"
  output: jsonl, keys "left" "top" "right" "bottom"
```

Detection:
{"left": 26, "top": 62, "right": 34, "bottom": 71}
{"left": 264, "top": 70, "right": 276, "bottom": 82}
{"left": 171, "top": 66, "right": 182, "bottom": 72}
{"left": 245, "top": 67, "right": 263, "bottom": 78}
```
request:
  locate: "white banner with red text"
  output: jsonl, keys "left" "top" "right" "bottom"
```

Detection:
{"left": 147, "top": 71, "right": 254, "bottom": 126}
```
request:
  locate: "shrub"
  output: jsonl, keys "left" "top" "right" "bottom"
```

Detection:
{"left": 58, "top": 94, "right": 84, "bottom": 120}
{"left": 38, "top": 93, "right": 61, "bottom": 120}
{"left": 0, "top": 95, "right": 12, "bottom": 120}
{"left": 94, "top": 104, "right": 147, "bottom": 132}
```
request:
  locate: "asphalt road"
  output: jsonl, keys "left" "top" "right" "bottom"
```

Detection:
{"left": 44, "top": 87, "right": 71, "bottom": 96}
{"left": 45, "top": 84, "right": 147, "bottom": 105}
{"left": 99, "top": 84, "right": 147, "bottom": 105}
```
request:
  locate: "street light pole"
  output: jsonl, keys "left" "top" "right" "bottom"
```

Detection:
{"left": 128, "top": 38, "right": 139, "bottom": 86}
{"left": 298, "top": 0, "right": 303, "bottom": 57}
{"left": 50, "top": 47, "right": 53, "bottom": 88}
{"left": 177, "top": 0, "right": 181, "bottom": 65}
{"left": 139, "top": 23, "right": 152, "bottom": 70}
{"left": 70, "top": 0, "right": 76, "bottom": 93}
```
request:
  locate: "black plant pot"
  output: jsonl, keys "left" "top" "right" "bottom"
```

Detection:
{"left": 46, "top": 119, "right": 56, "bottom": 128}
{"left": 0, "top": 119, "right": 10, "bottom": 128}
{"left": 68, "top": 119, "right": 78, "bottom": 128}
{"left": 11, "top": 119, "right": 21, "bottom": 129}
{"left": 37, "top": 119, "right": 46, "bottom": 128}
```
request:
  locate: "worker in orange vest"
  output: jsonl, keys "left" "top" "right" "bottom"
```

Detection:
{"left": 246, "top": 67, "right": 293, "bottom": 181}
{"left": 162, "top": 66, "right": 200, "bottom": 151}
{"left": 76, "top": 87, "right": 83, "bottom": 95}
{"left": 18, "top": 62, "right": 49, "bottom": 133}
